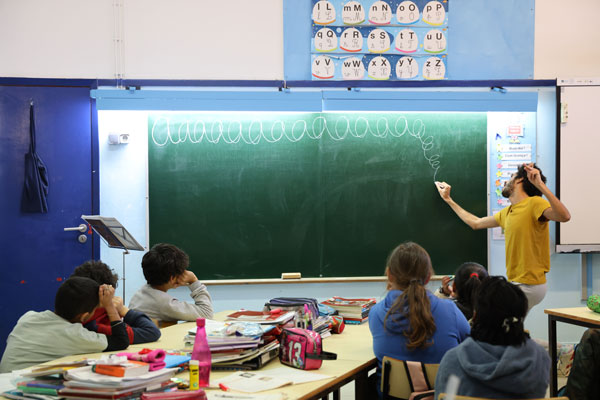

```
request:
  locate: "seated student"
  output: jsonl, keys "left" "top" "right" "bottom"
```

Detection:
{"left": 0, "top": 277, "right": 129, "bottom": 372}
{"left": 129, "top": 243, "right": 213, "bottom": 322}
{"left": 435, "top": 262, "right": 488, "bottom": 321}
{"left": 71, "top": 260, "right": 161, "bottom": 344}
{"left": 369, "top": 242, "right": 470, "bottom": 397}
{"left": 563, "top": 328, "right": 600, "bottom": 400}
{"left": 434, "top": 276, "right": 550, "bottom": 400}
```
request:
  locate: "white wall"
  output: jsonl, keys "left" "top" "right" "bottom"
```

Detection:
{"left": 534, "top": 0, "right": 600, "bottom": 79}
{"left": 1, "top": 0, "right": 599, "bottom": 79}
{"left": 0, "top": 0, "right": 283, "bottom": 80}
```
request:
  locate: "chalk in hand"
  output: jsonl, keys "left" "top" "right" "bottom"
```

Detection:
{"left": 435, "top": 181, "right": 445, "bottom": 189}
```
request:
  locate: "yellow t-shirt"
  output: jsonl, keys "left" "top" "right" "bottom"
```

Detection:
{"left": 494, "top": 196, "right": 551, "bottom": 285}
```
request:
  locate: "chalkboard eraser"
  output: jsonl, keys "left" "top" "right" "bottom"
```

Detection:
{"left": 281, "top": 272, "right": 302, "bottom": 279}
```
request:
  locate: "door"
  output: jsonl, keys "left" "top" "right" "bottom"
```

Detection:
{"left": 0, "top": 84, "right": 97, "bottom": 355}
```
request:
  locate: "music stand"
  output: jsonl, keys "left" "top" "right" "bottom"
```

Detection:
{"left": 81, "top": 215, "right": 144, "bottom": 299}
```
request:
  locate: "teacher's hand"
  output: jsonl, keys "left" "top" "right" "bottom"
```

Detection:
{"left": 435, "top": 181, "right": 452, "bottom": 202}
{"left": 524, "top": 163, "right": 545, "bottom": 189}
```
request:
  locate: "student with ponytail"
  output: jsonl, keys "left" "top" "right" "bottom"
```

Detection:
{"left": 437, "top": 262, "right": 488, "bottom": 320}
{"left": 434, "top": 276, "right": 550, "bottom": 399}
{"left": 369, "top": 242, "right": 470, "bottom": 397}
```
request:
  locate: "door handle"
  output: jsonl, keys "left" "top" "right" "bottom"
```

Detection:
{"left": 64, "top": 224, "right": 87, "bottom": 233}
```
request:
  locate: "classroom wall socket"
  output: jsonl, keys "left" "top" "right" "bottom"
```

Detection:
{"left": 108, "top": 133, "right": 130, "bottom": 145}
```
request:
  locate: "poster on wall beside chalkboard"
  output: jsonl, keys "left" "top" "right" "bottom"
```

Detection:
{"left": 310, "top": 0, "right": 449, "bottom": 81}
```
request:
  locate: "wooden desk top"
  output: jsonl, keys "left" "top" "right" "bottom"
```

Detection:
{"left": 544, "top": 307, "right": 600, "bottom": 325}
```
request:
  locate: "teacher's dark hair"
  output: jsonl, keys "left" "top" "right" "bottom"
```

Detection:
{"left": 142, "top": 243, "right": 189, "bottom": 286}
{"left": 515, "top": 163, "right": 546, "bottom": 197}
{"left": 384, "top": 242, "right": 436, "bottom": 350}
{"left": 471, "top": 276, "right": 529, "bottom": 346}
{"left": 55, "top": 277, "right": 100, "bottom": 322}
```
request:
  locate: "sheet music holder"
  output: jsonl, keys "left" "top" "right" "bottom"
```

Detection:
{"left": 81, "top": 215, "right": 144, "bottom": 299}
{"left": 81, "top": 215, "right": 144, "bottom": 251}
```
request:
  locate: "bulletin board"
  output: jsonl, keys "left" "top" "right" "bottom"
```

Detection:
{"left": 310, "top": 0, "right": 449, "bottom": 81}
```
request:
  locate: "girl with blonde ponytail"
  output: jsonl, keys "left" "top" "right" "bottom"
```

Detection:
{"left": 369, "top": 242, "right": 470, "bottom": 398}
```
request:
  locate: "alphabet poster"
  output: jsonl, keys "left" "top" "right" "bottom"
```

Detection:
{"left": 311, "top": 0, "right": 449, "bottom": 81}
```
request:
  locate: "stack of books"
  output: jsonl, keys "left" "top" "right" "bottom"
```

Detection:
{"left": 321, "top": 297, "right": 377, "bottom": 324}
{"left": 312, "top": 316, "right": 333, "bottom": 338}
{"left": 58, "top": 365, "right": 178, "bottom": 399}
{"left": 3, "top": 377, "right": 64, "bottom": 400}
{"left": 3, "top": 363, "right": 178, "bottom": 400}
{"left": 184, "top": 319, "right": 280, "bottom": 371}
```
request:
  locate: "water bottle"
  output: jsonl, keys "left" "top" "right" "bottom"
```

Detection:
{"left": 191, "top": 318, "right": 211, "bottom": 387}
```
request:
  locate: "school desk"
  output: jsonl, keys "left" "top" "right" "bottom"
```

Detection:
{"left": 6, "top": 312, "right": 376, "bottom": 400}
{"left": 127, "top": 310, "right": 377, "bottom": 399}
{"left": 545, "top": 307, "right": 600, "bottom": 396}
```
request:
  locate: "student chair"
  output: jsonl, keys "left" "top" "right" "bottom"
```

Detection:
{"left": 438, "top": 395, "right": 568, "bottom": 400}
{"left": 381, "top": 356, "right": 439, "bottom": 400}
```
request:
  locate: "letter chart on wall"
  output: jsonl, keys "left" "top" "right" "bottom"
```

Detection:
{"left": 311, "top": 0, "right": 448, "bottom": 81}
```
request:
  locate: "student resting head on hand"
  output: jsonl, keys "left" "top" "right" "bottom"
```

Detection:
{"left": 368, "top": 242, "right": 470, "bottom": 398}
{"left": 434, "top": 276, "right": 550, "bottom": 400}
{"left": 71, "top": 260, "right": 160, "bottom": 344}
{"left": 0, "top": 277, "right": 130, "bottom": 373}
{"left": 128, "top": 243, "right": 213, "bottom": 323}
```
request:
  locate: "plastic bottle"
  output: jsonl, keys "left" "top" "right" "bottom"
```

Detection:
{"left": 191, "top": 318, "right": 211, "bottom": 387}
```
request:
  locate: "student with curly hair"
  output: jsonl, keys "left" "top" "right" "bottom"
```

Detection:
{"left": 71, "top": 260, "right": 160, "bottom": 344}
{"left": 129, "top": 243, "right": 213, "bottom": 322}
{"left": 435, "top": 276, "right": 550, "bottom": 399}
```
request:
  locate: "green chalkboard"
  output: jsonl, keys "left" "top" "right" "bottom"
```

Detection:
{"left": 148, "top": 112, "right": 487, "bottom": 279}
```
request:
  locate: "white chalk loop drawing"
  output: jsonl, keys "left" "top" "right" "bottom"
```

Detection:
{"left": 151, "top": 114, "right": 441, "bottom": 181}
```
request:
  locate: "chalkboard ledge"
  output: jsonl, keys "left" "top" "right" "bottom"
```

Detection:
{"left": 203, "top": 276, "right": 449, "bottom": 286}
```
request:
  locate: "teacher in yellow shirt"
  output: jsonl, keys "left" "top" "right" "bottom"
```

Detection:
{"left": 435, "top": 163, "right": 570, "bottom": 312}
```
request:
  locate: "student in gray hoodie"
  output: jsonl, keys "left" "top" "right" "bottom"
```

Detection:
{"left": 434, "top": 276, "right": 550, "bottom": 399}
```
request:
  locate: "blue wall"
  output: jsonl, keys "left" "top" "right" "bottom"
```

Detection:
{"left": 284, "top": 0, "right": 535, "bottom": 80}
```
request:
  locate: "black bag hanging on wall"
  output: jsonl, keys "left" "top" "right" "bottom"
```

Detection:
{"left": 21, "top": 103, "right": 49, "bottom": 213}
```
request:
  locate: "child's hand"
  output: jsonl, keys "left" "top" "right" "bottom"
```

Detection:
{"left": 440, "top": 276, "right": 455, "bottom": 297}
{"left": 99, "top": 284, "right": 121, "bottom": 322}
{"left": 112, "top": 296, "right": 129, "bottom": 317}
{"left": 177, "top": 270, "right": 198, "bottom": 286}
{"left": 99, "top": 284, "right": 115, "bottom": 309}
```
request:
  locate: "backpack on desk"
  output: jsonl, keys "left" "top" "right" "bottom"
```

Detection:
{"left": 264, "top": 297, "right": 320, "bottom": 317}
